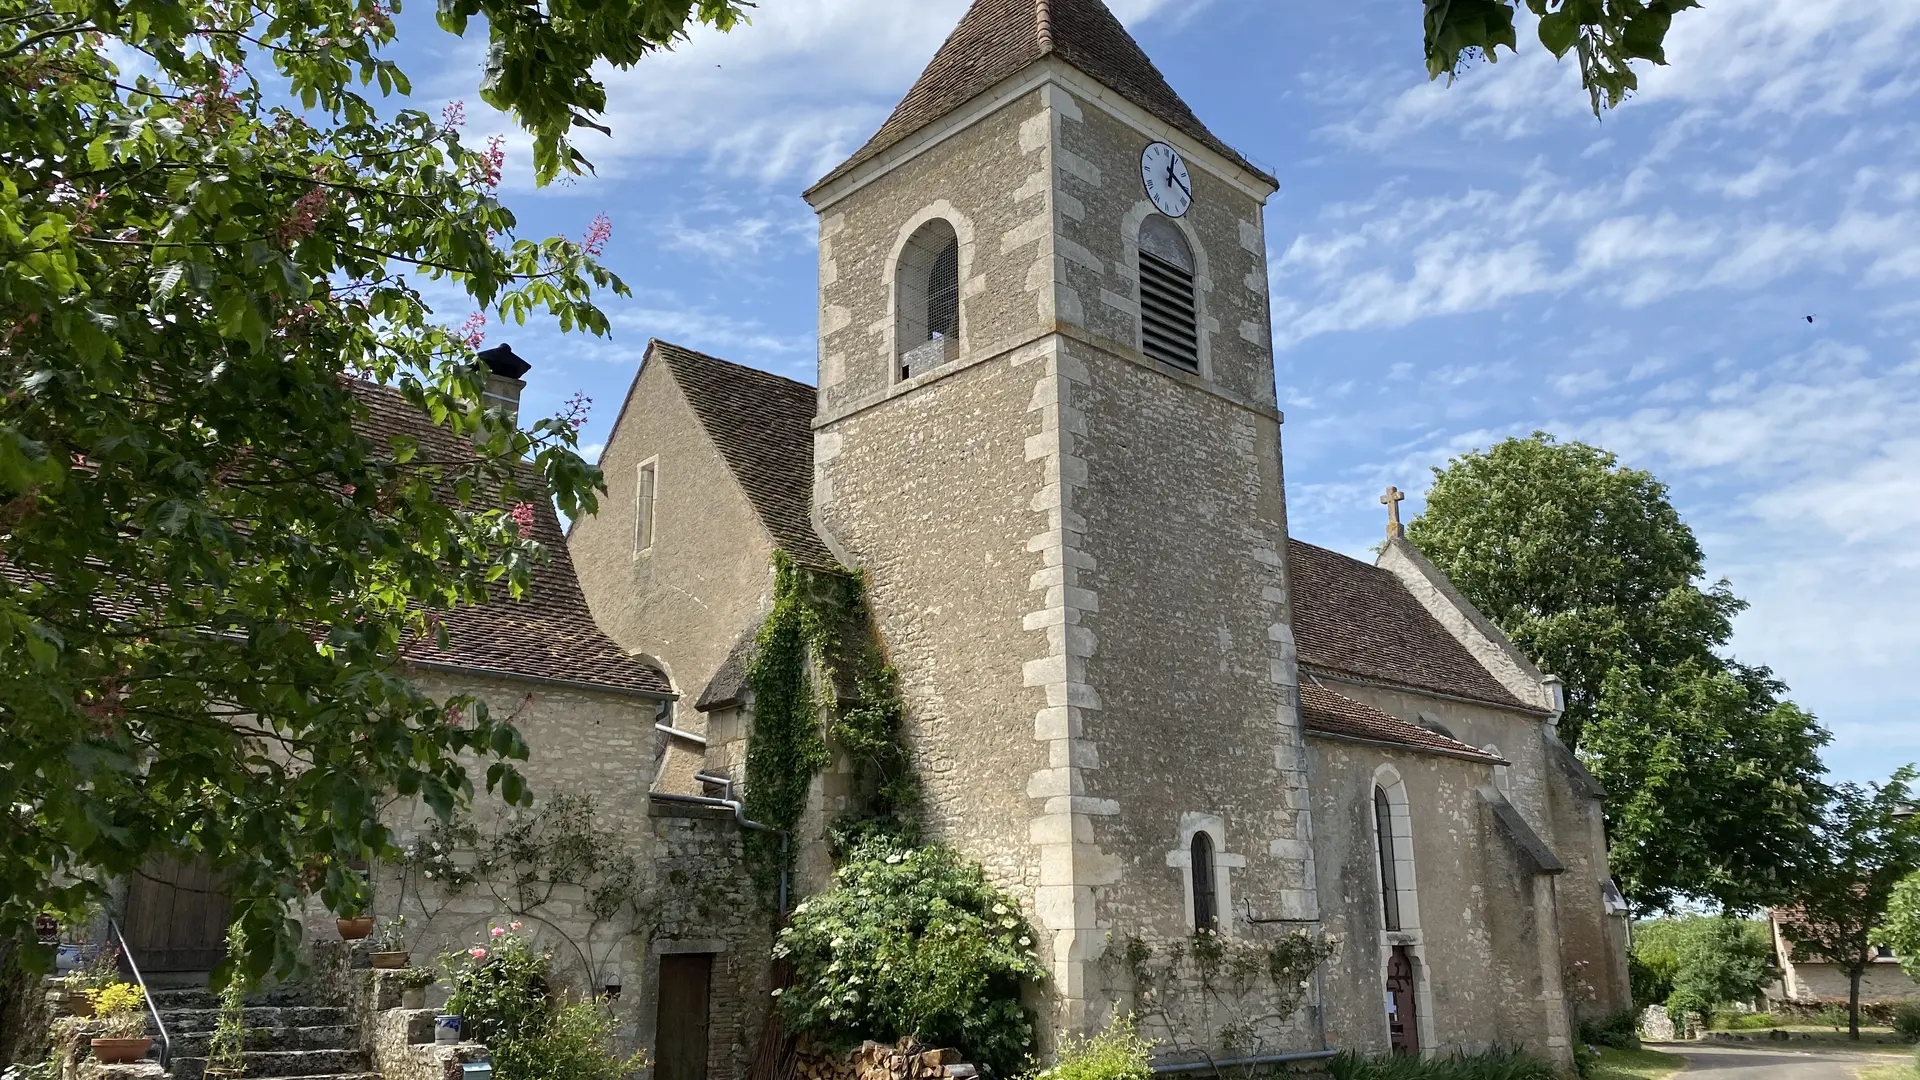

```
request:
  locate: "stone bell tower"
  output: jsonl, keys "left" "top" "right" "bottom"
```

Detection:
{"left": 803, "top": 0, "right": 1317, "bottom": 1043}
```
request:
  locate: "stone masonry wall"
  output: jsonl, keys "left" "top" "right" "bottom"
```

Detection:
{"left": 297, "top": 671, "right": 771, "bottom": 1077}
{"left": 811, "top": 67, "right": 1318, "bottom": 1053}
{"left": 1308, "top": 740, "right": 1558, "bottom": 1061}
{"left": 812, "top": 81, "right": 1067, "bottom": 1029}
{"left": 566, "top": 352, "right": 781, "bottom": 792}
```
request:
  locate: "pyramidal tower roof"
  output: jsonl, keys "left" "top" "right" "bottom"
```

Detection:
{"left": 808, "top": 0, "right": 1271, "bottom": 194}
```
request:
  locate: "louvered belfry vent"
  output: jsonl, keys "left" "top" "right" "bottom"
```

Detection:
{"left": 1138, "top": 214, "right": 1199, "bottom": 372}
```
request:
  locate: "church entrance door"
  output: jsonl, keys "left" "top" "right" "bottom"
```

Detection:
{"left": 123, "top": 859, "right": 232, "bottom": 972}
{"left": 1386, "top": 945, "right": 1420, "bottom": 1054}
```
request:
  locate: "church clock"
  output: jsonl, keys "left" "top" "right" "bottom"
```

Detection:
{"left": 1141, "top": 141, "right": 1193, "bottom": 218}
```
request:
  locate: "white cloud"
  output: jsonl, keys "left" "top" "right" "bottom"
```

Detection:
{"left": 1328, "top": 0, "right": 1920, "bottom": 149}
{"left": 429, "top": 0, "right": 1194, "bottom": 189}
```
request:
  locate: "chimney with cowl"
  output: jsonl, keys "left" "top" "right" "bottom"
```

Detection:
{"left": 478, "top": 343, "right": 531, "bottom": 422}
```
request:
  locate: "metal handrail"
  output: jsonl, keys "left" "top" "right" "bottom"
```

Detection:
{"left": 107, "top": 918, "right": 172, "bottom": 1070}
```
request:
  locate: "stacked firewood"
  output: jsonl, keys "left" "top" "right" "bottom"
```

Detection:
{"left": 791, "top": 1039, "right": 977, "bottom": 1080}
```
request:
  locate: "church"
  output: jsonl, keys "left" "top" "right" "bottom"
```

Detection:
{"left": 230, "top": 0, "right": 1629, "bottom": 1075}
{"left": 560, "top": 0, "right": 1632, "bottom": 1072}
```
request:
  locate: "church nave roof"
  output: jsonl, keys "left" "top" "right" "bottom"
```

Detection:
{"left": 1298, "top": 679, "right": 1505, "bottom": 764}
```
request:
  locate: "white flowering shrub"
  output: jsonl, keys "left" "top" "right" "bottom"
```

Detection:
{"left": 773, "top": 840, "right": 1047, "bottom": 1077}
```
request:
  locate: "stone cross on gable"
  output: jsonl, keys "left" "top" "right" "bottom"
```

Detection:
{"left": 1381, "top": 486, "right": 1406, "bottom": 540}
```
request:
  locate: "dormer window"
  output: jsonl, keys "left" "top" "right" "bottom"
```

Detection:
{"left": 1138, "top": 214, "right": 1198, "bottom": 372}
{"left": 896, "top": 219, "right": 961, "bottom": 380}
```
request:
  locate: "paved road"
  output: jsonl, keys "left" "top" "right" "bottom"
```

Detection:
{"left": 1660, "top": 1041, "right": 1899, "bottom": 1080}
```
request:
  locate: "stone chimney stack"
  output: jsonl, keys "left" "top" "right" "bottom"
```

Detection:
{"left": 478, "top": 343, "right": 531, "bottom": 422}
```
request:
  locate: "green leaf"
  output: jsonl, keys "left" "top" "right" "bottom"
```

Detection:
{"left": 1538, "top": 10, "right": 1580, "bottom": 58}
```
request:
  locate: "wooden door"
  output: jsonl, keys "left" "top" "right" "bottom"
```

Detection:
{"left": 1386, "top": 945, "right": 1420, "bottom": 1054}
{"left": 123, "top": 859, "right": 231, "bottom": 972}
{"left": 655, "top": 954, "right": 713, "bottom": 1080}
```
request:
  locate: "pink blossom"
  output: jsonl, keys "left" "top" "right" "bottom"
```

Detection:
{"left": 582, "top": 213, "right": 612, "bottom": 257}
{"left": 509, "top": 921, "right": 523, "bottom": 931}
{"left": 510, "top": 503, "right": 536, "bottom": 532}
{"left": 490, "top": 927, "right": 505, "bottom": 938}
{"left": 457, "top": 312, "right": 486, "bottom": 349}
{"left": 469, "top": 947, "right": 487, "bottom": 961}
{"left": 556, "top": 391, "right": 592, "bottom": 430}
{"left": 473, "top": 135, "right": 505, "bottom": 192}
{"left": 440, "top": 100, "right": 466, "bottom": 133}
{"left": 276, "top": 186, "right": 329, "bottom": 246}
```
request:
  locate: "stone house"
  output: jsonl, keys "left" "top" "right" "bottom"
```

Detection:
{"left": 110, "top": 359, "right": 769, "bottom": 1080}
{"left": 1769, "top": 910, "right": 1920, "bottom": 1004}
{"left": 563, "top": 0, "right": 1634, "bottom": 1069}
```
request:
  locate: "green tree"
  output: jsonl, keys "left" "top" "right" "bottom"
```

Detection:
{"left": 1779, "top": 770, "right": 1920, "bottom": 1040}
{"left": 1406, "top": 434, "right": 1829, "bottom": 912}
{"left": 1630, "top": 916, "right": 1774, "bottom": 1015}
{"left": 0, "top": 0, "right": 745, "bottom": 979}
{"left": 1423, "top": 0, "right": 1702, "bottom": 115}
{"left": 1877, "top": 872, "right": 1920, "bottom": 983}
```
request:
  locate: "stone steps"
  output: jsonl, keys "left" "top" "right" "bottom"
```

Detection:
{"left": 168, "top": 1049, "right": 369, "bottom": 1080}
{"left": 160, "top": 1008, "right": 351, "bottom": 1034}
{"left": 169, "top": 1026, "right": 355, "bottom": 1056}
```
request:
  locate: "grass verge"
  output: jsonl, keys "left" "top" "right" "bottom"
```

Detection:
{"left": 1854, "top": 1062, "right": 1918, "bottom": 1080}
{"left": 1587, "top": 1047, "right": 1687, "bottom": 1080}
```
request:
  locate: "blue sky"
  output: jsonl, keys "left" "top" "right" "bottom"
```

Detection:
{"left": 387, "top": 0, "right": 1920, "bottom": 785}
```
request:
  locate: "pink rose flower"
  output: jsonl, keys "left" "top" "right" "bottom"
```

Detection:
{"left": 490, "top": 927, "right": 505, "bottom": 938}
{"left": 469, "top": 947, "right": 487, "bottom": 961}
{"left": 509, "top": 921, "right": 523, "bottom": 931}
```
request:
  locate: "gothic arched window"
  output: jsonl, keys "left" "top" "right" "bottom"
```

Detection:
{"left": 896, "top": 218, "right": 961, "bottom": 380}
{"left": 1138, "top": 214, "right": 1198, "bottom": 372}
{"left": 1191, "top": 831, "right": 1219, "bottom": 932}
{"left": 1375, "top": 785, "right": 1402, "bottom": 931}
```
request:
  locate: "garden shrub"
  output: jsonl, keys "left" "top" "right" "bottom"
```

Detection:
{"left": 1328, "top": 1047, "right": 1557, "bottom": 1080}
{"left": 1025, "top": 1015, "right": 1152, "bottom": 1080}
{"left": 1578, "top": 1009, "right": 1641, "bottom": 1049}
{"left": 442, "top": 925, "right": 641, "bottom": 1080}
{"left": 774, "top": 840, "right": 1048, "bottom": 1078}
{"left": 1707, "top": 1010, "right": 1773, "bottom": 1032}
{"left": 1663, "top": 989, "right": 1710, "bottom": 1031}
{"left": 1892, "top": 1003, "right": 1920, "bottom": 1043}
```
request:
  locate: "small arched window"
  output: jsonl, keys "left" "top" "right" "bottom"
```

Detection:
{"left": 896, "top": 219, "right": 961, "bottom": 380}
{"left": 1375, "top": 786, "right": 1402, "bottom": 931}
{"left": 1138, "top": 214, "right": 1198, "bottom": 372}
{"left": 1190, "top": 832, "right": 1218, "bottom": 932}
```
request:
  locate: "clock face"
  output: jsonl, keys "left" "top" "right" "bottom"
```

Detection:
{"left": 1141, "top": 141, "right": 1193, "bottom": 218}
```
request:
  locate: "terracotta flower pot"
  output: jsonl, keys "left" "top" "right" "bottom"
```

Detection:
{"left": 337, "top": 917, "right": 375, "bottom": 940}
{"left": 91, "top": 1037, "right": 153, "bottom": 1064}
{"left": 370, "top": 951, "right": 409, "bottom": 969}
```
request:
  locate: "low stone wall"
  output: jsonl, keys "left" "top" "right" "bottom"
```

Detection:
{"left": 792, "top": 1040, "right": 976, "bottom": 1080}
{"left": 310, "top": 938, "right": 491, "bottom": 1080}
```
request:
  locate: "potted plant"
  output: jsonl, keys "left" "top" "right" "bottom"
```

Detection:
{"left": 87, "top": 983, "right": 152, "bottom": 1063}
{"left": 369, "top": 916, "right": 410, "bottom": 968}
{"left": 59, "top": 945, "right": 120, "bottom": 1017}
{"left": 336, "top": 906, "right": 375, "bottom": 941}
{"left": 398, "top": 967, "right": 437, "bottom": 1010}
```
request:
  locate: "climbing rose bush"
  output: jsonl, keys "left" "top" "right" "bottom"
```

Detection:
{"left": 774, "top": 841, "right": 1047, "bottom": 1078}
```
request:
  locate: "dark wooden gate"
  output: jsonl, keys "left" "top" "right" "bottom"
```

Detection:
{"left": 655, "top": 953, "right": 713, "bottom": 1080}
{"left": 123, "top": 860, "right": 231, "bottom": 972}
{"left": 1386, "top": 945, "right": 1420, "bottom": 1054}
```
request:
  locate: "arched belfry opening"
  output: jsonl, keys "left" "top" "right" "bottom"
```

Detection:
{"left": 1137, "top": 213, "right": 1198, "bottom": 372}
{"left": 896, "top": 218, "right": 961, "bottom": 380}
